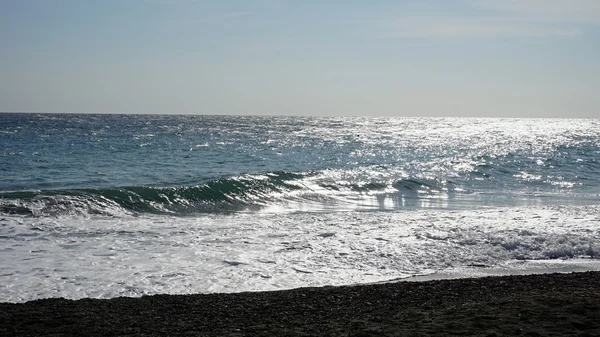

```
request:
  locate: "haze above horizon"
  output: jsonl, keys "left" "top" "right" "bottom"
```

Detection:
{"left": 1, "top": 0, "right": 599, "bottom": 118}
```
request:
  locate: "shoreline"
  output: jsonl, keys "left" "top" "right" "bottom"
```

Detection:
{"left": 402, "top": 258, "right": 600, "bottom": 282}
{"left": 2, "top": 271, "right": 600, "bottom": 336}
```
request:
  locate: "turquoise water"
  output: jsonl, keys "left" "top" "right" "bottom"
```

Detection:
{"left": 1, "top": 113, "right": 600, "bottom": 302}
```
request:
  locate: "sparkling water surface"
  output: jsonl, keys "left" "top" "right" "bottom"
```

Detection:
{"left": 1, "top": 114, "right": 599, "bottom": 302}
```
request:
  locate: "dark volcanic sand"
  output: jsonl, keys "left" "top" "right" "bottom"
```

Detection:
{"left": 2, "top": 272, "right": 600, "bottom": 337}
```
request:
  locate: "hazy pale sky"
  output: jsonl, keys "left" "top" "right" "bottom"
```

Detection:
{"left": 1, "top": 0, "right": 599, "bottom": 117}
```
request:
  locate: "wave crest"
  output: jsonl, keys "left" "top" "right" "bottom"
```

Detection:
{"left": 0, "top": 171, "right": 311, "bottom": 216}
{"left": 0, "top": 170, "right": 463, "bottom": 216}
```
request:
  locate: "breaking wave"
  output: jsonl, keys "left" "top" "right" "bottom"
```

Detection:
{"left": 0, "top": 171, "right": 460, "bottom": 217}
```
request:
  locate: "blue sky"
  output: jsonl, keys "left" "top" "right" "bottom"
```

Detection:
{"left": 1, "top": 0, "right": 599, "bottom": 117}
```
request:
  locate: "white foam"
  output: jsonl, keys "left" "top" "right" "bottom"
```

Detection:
{"left": 1, "top": 204, "right": 600, "bottom": 302}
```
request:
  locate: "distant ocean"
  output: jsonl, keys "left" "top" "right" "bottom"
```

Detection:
{"left": 1, "top": 113, "right": 600, "bottom": 302}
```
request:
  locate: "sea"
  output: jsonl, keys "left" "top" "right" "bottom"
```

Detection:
{"left": 1, "top": 113, "right": 600, "bottom": 303}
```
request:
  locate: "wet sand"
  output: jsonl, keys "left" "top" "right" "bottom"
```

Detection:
{"left": 2, "top": 271, "right": 599, "bottom": 336}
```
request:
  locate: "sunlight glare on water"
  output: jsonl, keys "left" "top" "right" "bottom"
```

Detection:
{"left": 1, "top": 114, "right": 600, "bottom": 302}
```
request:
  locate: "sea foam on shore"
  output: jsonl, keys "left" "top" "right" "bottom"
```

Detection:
{"left": 2, "top": 204, "right": 600, "bottom": 303}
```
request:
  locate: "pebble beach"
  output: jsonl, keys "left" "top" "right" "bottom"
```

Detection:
{"left": 2, "top": 271, "right": 599, "bottom": 336}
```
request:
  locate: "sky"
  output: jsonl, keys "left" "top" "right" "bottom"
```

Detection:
{"left": 1, "top": 0, "right": 599, "bottom": 118}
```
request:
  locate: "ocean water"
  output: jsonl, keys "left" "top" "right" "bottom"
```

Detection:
{"left": 1, "top": 113, "right": 600, "bottom": 302}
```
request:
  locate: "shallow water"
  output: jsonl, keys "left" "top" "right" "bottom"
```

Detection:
{"left": 1, "top": 205, "right": 600, "bottom": 302}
